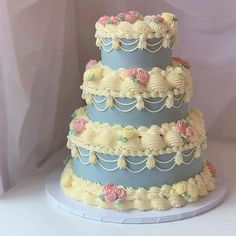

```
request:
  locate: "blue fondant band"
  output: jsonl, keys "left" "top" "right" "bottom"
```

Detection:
{"left": 101, "top": 38, "right": 172, "bottom": 70}
{"left": 87, "top": 95, "right": 188, "bottom": 127}
{"left": 72, "top": 148, "right": 203, "bottom": 188}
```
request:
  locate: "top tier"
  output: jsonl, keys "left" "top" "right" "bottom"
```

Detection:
{"left": 95, "top": 11, "right": 177, "bottom": 70}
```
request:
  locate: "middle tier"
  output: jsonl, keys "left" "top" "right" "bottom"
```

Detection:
{"left": 82, "top": 59, "right": 192, "bottom": 127}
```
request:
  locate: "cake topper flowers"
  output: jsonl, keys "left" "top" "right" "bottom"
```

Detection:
{"left": 127, "top": 68, "right": 149, "bottom": 86}
{"left": 97, "top": 183, "right": 126, "bottom": 204}
{"left": 98, "top": 11, "right": 143, "bottom": 26}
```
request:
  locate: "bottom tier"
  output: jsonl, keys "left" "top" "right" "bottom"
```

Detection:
{"left": 60, "top": 160, "right": 216, "bottom": 211}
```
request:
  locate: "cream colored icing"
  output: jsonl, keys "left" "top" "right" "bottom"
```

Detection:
{"left": 67, "top": 107, "right": 206, "bottom": 158}
{"left": 95, "top": 12, "right": 177, "bottom": 50}
{"left": 81, "top": 62, "right": 192, "bottom": 101}
{"left": 60, "top": 160, "right": 216, "bottom": 211}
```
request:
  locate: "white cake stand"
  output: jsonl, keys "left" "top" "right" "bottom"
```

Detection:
{"left": 45, "top": 167, "right": 227, "bottom": 224}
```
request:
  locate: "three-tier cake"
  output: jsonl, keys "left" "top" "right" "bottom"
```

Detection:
{"left": 60, "top": 11, "right": 216, "bottom": 211}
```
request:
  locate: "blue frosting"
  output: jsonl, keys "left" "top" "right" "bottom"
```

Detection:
{"left": 101, "top": 38, "right": 172, "bottom": 70}
{"left": 87, "top": 95, "right": 188, "bottom": 127}
{"left": 72, "top": 148, "right": 203, "bottom": 188}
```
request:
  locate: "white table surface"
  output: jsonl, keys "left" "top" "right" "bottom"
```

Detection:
{"left": 0, "top": 140, "right": 235, "bottom": 236}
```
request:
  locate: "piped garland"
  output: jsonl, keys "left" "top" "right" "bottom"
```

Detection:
{"left": 95, "top": 11, "right": 177, "bottom": 51}
{"left": 60, "top": 160, "right": 216, "bottom": 211}
{"left": 68, "top": 146, "right": 201, "bottom": 173}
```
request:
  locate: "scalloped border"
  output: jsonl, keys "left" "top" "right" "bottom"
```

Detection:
{"left": 60, "top": 160, "right": 216, "bottom": 211}
{"left": 67, "top": 107, "right": 207, "bottom": 157}
{"left": 82, "top": 61, "right": 192, "bottom": 100}
{"left": 95, "top": 12, "right": 177, "bottom": 47}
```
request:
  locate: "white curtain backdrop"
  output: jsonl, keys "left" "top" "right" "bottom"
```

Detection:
{"left": 0, "top": 0, "right": 236, "bottom": 194}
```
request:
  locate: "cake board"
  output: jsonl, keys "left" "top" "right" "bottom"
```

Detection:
{"left": 45, "top": 167, "right": 227, "bottom": 224}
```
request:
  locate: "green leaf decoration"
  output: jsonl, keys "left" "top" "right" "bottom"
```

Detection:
{"left": 118, "top": 15, "right": 125, "bottom": 21}
{"left": 173, "top": 17, "right": 178, "bottom": 22}
{"left": 97, "top": 194, "right": 105, "bottom": 201}
{"left": 87, "top": 73, "right": 94, "bottom": 81}
{"left": 71, "top": 111, "right": 77, "bottom": 119}
{"left": 118, "top": 135, "right": 128, "bottom": 143}
{"left": 178, "top": 72, "right": 185, "bottom": 80}
{"left": 63, "top": 156, "right": 72, "bottom": 165}
{"left": 130, "top": 76, "right": 137, "bottom": 83}
{"left": 181, "top": 192, "right": 191, "bottom": 200}
{"left": 114, "top": 198, "right": 121, "bottom": 204}
{"left": 180, "top": 133, "right": 187, "bottom": 140}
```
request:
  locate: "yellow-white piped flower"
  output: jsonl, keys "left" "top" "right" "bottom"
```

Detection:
{"left": 187, "top": 179, "right": 199, "bottom": 198}
{"left": 84, "top": 67, "right": 103, "bottom": 81}
{"left": 161, "top": 12, "right": 176, "bottom": 23}
{"left": 123, "top": 127, "right": 135, "bottom": 139}
{"left": 173, "top": 181, "right": 187, "bottom": 195}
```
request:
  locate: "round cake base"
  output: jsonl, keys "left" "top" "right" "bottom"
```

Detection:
{"left": 45, "top": 167, "right": 227, "bottom": 224}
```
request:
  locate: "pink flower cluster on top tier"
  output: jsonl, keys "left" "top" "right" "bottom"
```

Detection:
{"left": 101, "top": 183, "right": 126, "bottom": 203}
{"left": 127, "top": 67, "right": 149, "bottom": 86}
{"left": 98, "top": 10, "right": 143, "bottom": 26}
{"left": 73, "top": 118, "right": 87, "bottom": 134}
{"left": 175, "top": 120, "right": 195, "bottom": 139}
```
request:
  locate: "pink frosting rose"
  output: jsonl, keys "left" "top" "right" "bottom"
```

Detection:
{"left": 85, "top": 59, "right": 97, "bottom": 70}
{"left": 127, "top": 67, "right": 138, "bottom": 77}
{"left": 98, "top": 15, "right": 110, "bottom": 26}
{"left": 102, "top": 183, "right": 116, "bottom": 194}
{"left": 115, "top": 187, "right": 126, "bottom": 201}
{"left": 136, "top": 68, "right": 149, "bottom": 86}
{"left": 73, "top": 118, "right": 86, "bottom": 133}
{"left": 185, "top": 127, "right": 195, "bottom": 139}
{"left": 110, "top": 16, "right": 120, "bottom": 25}
{"left": 176, "top": 120, "right": 188, "bottom": 134}
{"left": 125, "top": 11, "right": 137, "bottom": 23}
{"left": 104, "top": 191, "right": 117, "bottom": 203}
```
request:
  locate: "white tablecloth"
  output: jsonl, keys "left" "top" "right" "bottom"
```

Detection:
{"left": 0, "top": 141, "right": 235, "bottom": 236}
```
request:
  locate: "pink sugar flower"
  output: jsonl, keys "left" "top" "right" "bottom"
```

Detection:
{"left": 85, "top": 59, "right": 97, "bottom": 70}
{"left": 102, "top": 183, "right": 127, "bottom": 203}
{"left": 127, "top": 67, "right": 138, "bottom": 77}
{"left": 98, "top": 15, "right": 110, "bottom": 26}
{"left": 176, "top": 120, "right": 188, "bottom": 134}
{"left": 110, "top": 16, "right": 120, "bottom": 25}
{"left": 102, "top": 183, "right": 116, "bottom": 194}
{"left": 115, "top": 187, "right": 127, "bottom": 201}
{"left": 136, "top": 68, "right": 149, "bottom": 86}
{"left": 185, "top": 127, "right": 195, "bottom": 139}
{"left": 104, "top": 191, "right": 117, "bottom": 203}
{"left": 128, "top": 10, "right": 141, "bottom": 18}
{"left": 73, "top": 118, "right": 86, "bottom": 133}
{"left": 125, "top": 11, "right": 137, "bottom": 23}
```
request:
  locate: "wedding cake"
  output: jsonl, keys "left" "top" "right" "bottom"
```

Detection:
{"left": 60, "top": 11, "right": 216, "bottom": 211}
